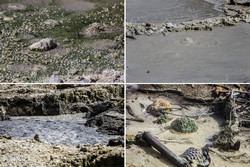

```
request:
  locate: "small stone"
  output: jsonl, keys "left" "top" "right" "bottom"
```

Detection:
{"left": 151, "top": 99, "right": 172, "bottom": 116}
{"left": 44, "top": 19, "right": 59, "bottom": 27}
{"left": 34, "top": 134, "right": 40, "bottom": 142}
{"left": 3, "top": 17, "right": 13, "bottom": 21}
{"left": 45, "top": 76, "right": 64, "bottom": 83}
{"left": 166, "top": 22, "right": 173, "bottom": 28}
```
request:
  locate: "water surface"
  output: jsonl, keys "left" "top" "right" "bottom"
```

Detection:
{"left": 127, "top": 23, "right": 250, "bottom": 83}
{"left": 0, "top": 113, "right": 118, "bottom": 146}
{"left": 127, "top": 0, "right": 222, "bottom": 23}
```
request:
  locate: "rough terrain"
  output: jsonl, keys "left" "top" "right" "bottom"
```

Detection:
{"left": 0, "top": 84, "right": 124, "bottom": 167}
{"left": 0, "top": 0, "right": 124, "bottom": 83}
{"left": 0, "top": 136, "right": 124, "bottom": 167}
{"left": 126, "top": 84, "right": 250, "bottom": 167}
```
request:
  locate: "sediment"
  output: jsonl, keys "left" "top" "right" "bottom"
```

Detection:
{"left": 126, "top": 0, "right": 250, "bottom": 38}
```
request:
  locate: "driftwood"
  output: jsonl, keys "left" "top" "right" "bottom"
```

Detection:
{"left": 142, "top": 132, "right": 188, "bottom": 167}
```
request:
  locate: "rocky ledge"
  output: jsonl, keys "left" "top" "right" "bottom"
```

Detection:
{"left": 0, "top": 135, "right": 124, "bottom": 167}
{"left": 0, "top": 84, "right": 124, "bottom": 135}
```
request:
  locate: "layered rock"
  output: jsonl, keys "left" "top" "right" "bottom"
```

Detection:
{"left": 0, "top": 85, "right": 123, "bottom": 117}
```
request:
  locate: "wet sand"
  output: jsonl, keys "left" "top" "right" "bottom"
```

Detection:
{"left": 126, "top": 0, "right": 222, "bottom": 23}
{"left": 127, "top": 23, "right": 250, "bottom": 83}
{"left": 126, "top": 89, "right": 250, "bottom": 167}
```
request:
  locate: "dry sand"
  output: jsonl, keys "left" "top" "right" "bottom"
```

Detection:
{"left": 126, "top": 89, "right": 250, "bottom": 167}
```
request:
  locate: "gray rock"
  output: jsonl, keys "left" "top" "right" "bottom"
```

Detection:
{"left": 85, "top": 110, "right": 124, "bottom": 135}
{"left": 44, "top": 19, "right": 59, "bottom": 26}
{"left": 166, "top": 22, "right": 174, "bottom": 28}
{"left": 28, "top": 38, "right": 57, "bottom": 51}
{"left": 45, "top": 76, "right": 63, "bottom": 83}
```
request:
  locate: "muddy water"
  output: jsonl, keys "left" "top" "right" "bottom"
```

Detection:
{"left": 127, "top": 23, "right": 250, "bottom": 83}
{"left": 0, "top": 114, "right": 118, "bottom": 146}
{"left": 126, "top": 0, "right": 223, "bottom": 23}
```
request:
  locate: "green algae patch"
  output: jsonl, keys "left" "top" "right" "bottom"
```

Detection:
{"left": 171, "top": 117, "right": 198, "bottom": 133}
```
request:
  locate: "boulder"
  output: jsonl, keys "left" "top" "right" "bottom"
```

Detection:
{"left": 85, "top": 110, "right": 124, "bottom": 135}
{"left": 44, "top": 19, "right": 59, "bottom": 26}
{"left": 28, "top": 38, "right": 57, "bottom": 51}
{"left": 45, "top": 76, "right": 63, "bottom": 83}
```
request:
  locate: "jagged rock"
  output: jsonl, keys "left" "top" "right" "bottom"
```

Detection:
{"left": 0, "top": 85, "right": 123, "bottom": 116}
{"left": 85, "top": 110, "right": 124, "bottom": 135}
{"left": 86, "top": 101, "right": 113, "bottom": 118}
{"left": 0, "top": 106, "right": 9, "bottom": 121}
{"left": 44, "top": 19, "right": 59, "bottom": 26}
{"left": 84, "top": 23, "right": 105, "bottom": 37}
{"left": 230, "top": 0, "right": 250, "bottom": 6}
{"left": 0, "top": 137, "right": 124, "bottom": 167}
{"left": 28, "top": 38, "right": 57, "bottom": 51}
{"left": 108, "top": 137, "right": 124, "bottom": 147}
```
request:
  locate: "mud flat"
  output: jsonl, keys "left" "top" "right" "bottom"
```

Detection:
{"left": 0, "top": 84, "right": 124, "bottom": 167}
{"left": 127, "top": 0, "right": 222, "bottom": 24}
{"left": 126, "top": 84, "right": 250, "bottom": 167}
{"left": 127, "top": 23, "right": 250, "bottom": 83}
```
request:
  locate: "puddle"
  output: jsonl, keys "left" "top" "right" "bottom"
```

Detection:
{"left": 0, "top": 113, "right": 119, "bottom": 146}
{"left": 127, "top": 23, "right": 250, "bottom": 83}
{"left": 126, "top": 0, "right": 222, "bottom": 23}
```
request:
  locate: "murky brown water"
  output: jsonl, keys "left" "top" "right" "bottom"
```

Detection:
{"left": 127, "top": 23, "right": 250, "bottom": 83}
{"left": 126, "top": 0, "right": 223, "bottom": 23}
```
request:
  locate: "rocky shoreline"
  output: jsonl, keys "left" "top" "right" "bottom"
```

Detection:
{"left": 126, "top": 0, "right": 249, "bottom": 38}
{"left": 0, "top": 135, "right": 124, "bottom": 167}
{"left": 0, "top": 84, "right": 124, "bottom": 166}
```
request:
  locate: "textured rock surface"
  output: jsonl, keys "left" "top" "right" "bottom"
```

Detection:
{"left": 0, "top": 136, "right": 124, "bottom": 167}
{"left": 28, "top": 38, "right": 57, "bottom": 51}
{"left": 85, "top": 110, "right": 124, "bottom": 135}
{"left": 0, "top": 84, "right": 123, "bottom": 116}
